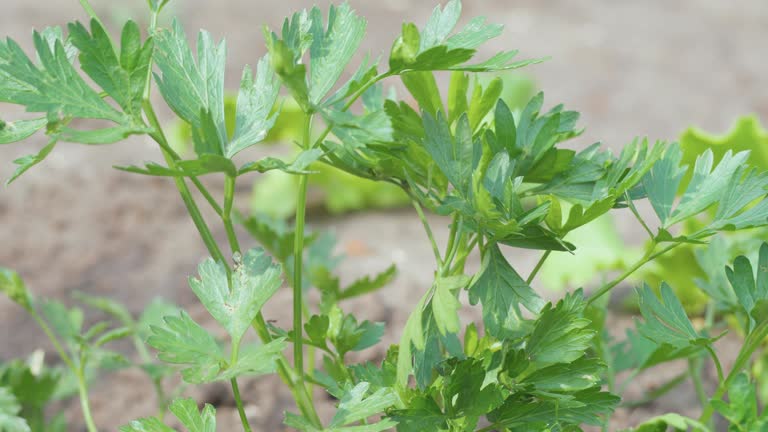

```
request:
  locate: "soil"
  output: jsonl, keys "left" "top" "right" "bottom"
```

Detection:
{"left": 1, "top": 0, "right": 767, "bottom": 430}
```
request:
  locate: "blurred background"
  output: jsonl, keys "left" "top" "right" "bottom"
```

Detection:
{"left": 2, "top": 0, "right": 768, "bottom": 430}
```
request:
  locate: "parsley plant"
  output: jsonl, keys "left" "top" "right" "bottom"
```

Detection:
{"left": 2, "top": 1, "right": 768, "bottom": 431}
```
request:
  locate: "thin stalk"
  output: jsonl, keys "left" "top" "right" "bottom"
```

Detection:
{"left": 77, "top": 374, "right": 98, "bottom": 432}
{"left": 412, "top": 198, "right": 442, "bottom": 266}
{"left": 292, "top": 113, "right": 313, "bottom": 384}
{"left": 223, "top": 175, "right": 241, "bottom": 254}
{"left": 230, "top": 379, "right": 251, "bottom": 432}
{"left": 527, "top": 250, "right": 552, "bottom": 285}
{"left": 700, "top": 321, "right": 768, "bottom": 423}
{"left": 689, "top": 357, "right": 709, "bottom": 409}
{"left": 309, "top": 72, "right": 392, "bottom": 149}
{"left": 449, "top": 234, "right": 478, "bottom": 275}
{"left": 230, "top": 341, "right": 252, "bottom": 432}
{"left": 625, "top": 191, "right": 655, "bottom": 240}
{"left": 442, "top": 216, "right": 463, "bottom": 274}
{"left": 250, "top": 316, "right": 322, "bottom": 427}
{"left": 587, "top": 242, "right": 679, "bottom": 306}
{"left": 143, "top": 101, "right": 226, "bottom": 265}
{"left": 193, "top": 177, "right": 224, "bottom": 216}
{"left": 30, "top": 313, "right": 76, "bottom": 372}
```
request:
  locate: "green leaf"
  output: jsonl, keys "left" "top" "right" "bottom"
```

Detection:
{"left": 68, "top": 19, "right": 153, "bottom": 120}
{"left": 431, "top": 275, "right": 468, "bottom": 336}
{"left": 189, "top": 248, "right": 282, "bottom": 345}
{"left": 328, "top": 382, "right": 398, "bottom": 428}
{"left": 422, "top": 111, "right": 474, "bottom": 193}
{"left": 146, "top": 311, "right": 224, "bottom": 384}
{"left": 121, "top": 398, "right": 216, "bottom": 432}
{"left": 724, "top": 243, "right": 768, "bottom": 333}
{"left": 58, "top": 124, "right": 151, "bottom": 144}
{"left": 680, "top": 115, "right": 768, "bottom": 180}
{"left": 627, "top": 413, "right": 710, "bottom": 432}
{"left": 115, "top": 154, "right": 238, "bottom": 178}
{"left": 711, "top": 373, "right": 762, "bottom": 429}
{"left": 488, "top": 387, "right": 619, "bottom": 428}
{"left": 0, "top": 387, "right": 30, "bottom": 432}
{"left": 0, "top": 267, "right": 32, "bottom": 311}
{"left": 438, "top": 358, "right": 505, "bottom": 422}
{"left": 238, "top": 148, "right": 323, "bottom": 175}
{"left": 168, "top": 398, "right": 216, "bottom": 432}
{"left": 120, "top": 417, "right": 175, "bottom": 432}
{"left": 0, "top": 118, "right": 46, "bottom": 144}
{"left": 339, "top": 264, "right": 397, "bottom": 300}
{"left": 154, "top": 20, "right": 227, "bottom": 155}
{"left": 636, "top": 283, "right": 712, "bottom": 349}
{"left": 7, "top": 139, "right": 56, "bottom": 185}
{"left": 526, "top": 290, "right": 593, "bottom": 366}
{"left": 217, "top": 339, "right": 286, "bottom": 380}
{"left": 642, "top": 145, "right": 687, "bottom": 226}
{"left": 389, "top": 394, "right": 447, "bottom": 432}
{"left": 401, "top": 71, "right": 443, "bottom": 115}
{"left": 38, "top": 300, "right": 83, "bottom": 343}
{"left": 0, "top": 31, "right": 126, "bottom": 123}
{"left": 468, "top": 243, "right": 544, "bottom": 338}
{"left": 388, "top": 0, "right": 540, "bottom": 73}
{"left": 240, "top": 213, "right": 316, "bottom": 263}
{"left": 226, "top": 56, "right": 279, "bottom": 157}
{"left": 308, "top": 4, "right": 367, "bottom": 105}
{"left": 659, "top": 149, "right": 753, "bottom": 228}
{"left": 521, "top": 356, "right": 604, "bottom": 392}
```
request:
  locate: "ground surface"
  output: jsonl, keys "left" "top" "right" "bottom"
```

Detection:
{"left": 1, "top": 0, "right": 767, "bottom": 430}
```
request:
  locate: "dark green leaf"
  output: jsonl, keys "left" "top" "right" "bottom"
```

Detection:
{"left": 468, "top": 244, "right": 544, "bottom": 338}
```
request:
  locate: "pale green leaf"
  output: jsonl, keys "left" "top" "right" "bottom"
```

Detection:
{"left": 68, "top": 19, "right": 153, "bottom": 120}
{"left": 329, "top": 382, "right": 398, "bottom": 428}
{"left": 0, "top": 31, "right": 125, "bottom": 123}
{"left": 308, "top": 4, "right": 367, "bottom": 105}
{"left": 146, "top": 311, "right": 224, "bottom": 384}
{"left": 226, "top": 56, "right": 279, "bottom": 157}
{"left": 154, "top": 20, "right": 227, "bottom": 155}
{"left": 0, "top": 387, "right": 30, "bottom": 432}
{"left": 189, "top": 248, "right": 282, "bottom": 345}
{"left": 0, "top": 118, "right": 46, "bottom": 144}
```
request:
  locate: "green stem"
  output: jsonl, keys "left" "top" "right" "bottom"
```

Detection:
{"left": 193, "top": 177, "right": 224, "bottom": 216}
{"left": 250, "top": 317, "right": 322, "bottom": 427}
{"left": 223, "top": 175, "right": 241, "bottom": 254}
{"left": 587, "top": 242, "right": 678, "bottom": 306}
{"left": 292, "top": 113, "right": 313, "bottom": 385}
{"left": 700, "top": 321, "right": 768, "bottom": 423}
{"left": 625, "top": 191, "right": 655, "bottom": 240}
{"left": 526, "top": 250, "right": 552, "bottom": 285}
{"left": 230, "top": 340, "right": 252, "bottom": 432}
{"left": 143, "top": 101, "right": 226, "bottom": 265}
{"left": 31, "top": 313, "right": 76, "bottom": 372}
{"left": 77, "top": 373, "right": 98, "bottom": 432}
{"left": 310, "top": 72, "right": 391, "bottom": 149}
{"left": 412, "top": 198, "right": 442, "bottom": 267}
{"left": 689, "top": 357, "right": 709, "bottom": 410}
{"left": 442, "top": 216, "right": 463, "bottom": 274}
